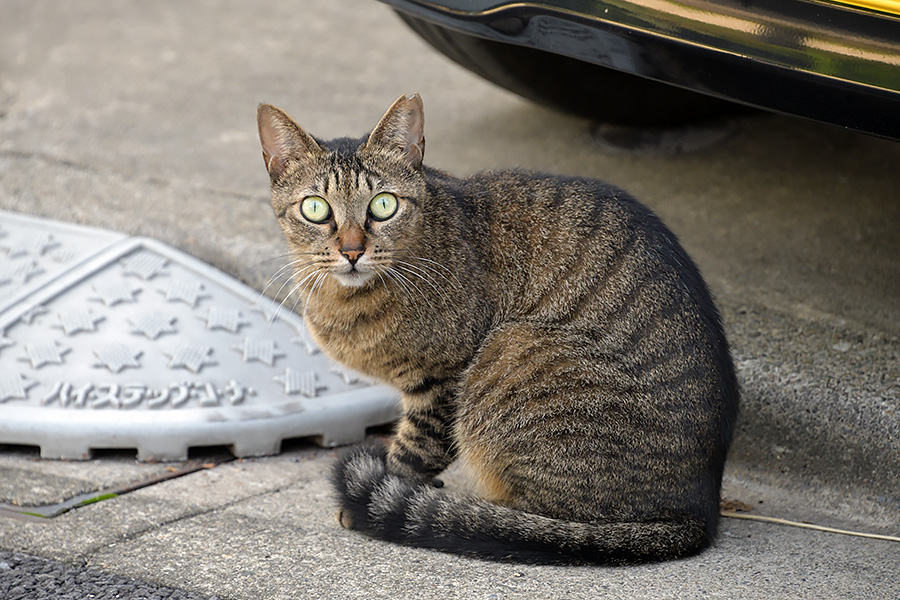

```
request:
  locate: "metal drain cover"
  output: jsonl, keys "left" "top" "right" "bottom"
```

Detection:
{"left": 0, "top": 211, "right": 400, "bottom": 461}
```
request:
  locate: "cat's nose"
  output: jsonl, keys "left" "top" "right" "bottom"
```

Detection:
{"left": 341, "top": 247, "right": 364, "bottom": 266}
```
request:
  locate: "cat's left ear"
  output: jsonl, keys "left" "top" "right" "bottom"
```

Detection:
{"left": 364, "top": 94, "right": 425, "bottom": 169}
{"left": 257, "top": 103, "right": 323, "bottom": 181}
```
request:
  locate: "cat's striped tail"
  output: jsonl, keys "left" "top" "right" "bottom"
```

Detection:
{"left": 331, "top": 444, "right": 711, "bottom": 565}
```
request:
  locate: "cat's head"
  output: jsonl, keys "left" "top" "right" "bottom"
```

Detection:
{"left": 257, "top": 94, "right": 427, "bottom": 290}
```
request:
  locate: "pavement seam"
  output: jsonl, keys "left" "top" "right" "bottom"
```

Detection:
{"left": 77, "top": 474, "right": 309, "bottom": 568}
{"left": 0, "top": 459, "right": 234, "bottom": 519}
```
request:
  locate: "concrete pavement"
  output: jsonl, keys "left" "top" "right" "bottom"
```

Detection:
{"left": 1, "top": 0, "right": 898, "bottom": 598}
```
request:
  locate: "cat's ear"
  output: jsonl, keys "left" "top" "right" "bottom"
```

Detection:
{"left": 257, "top": 104, "right": 323, "bottom": 181}
{"left": 364, "top": 94, "right": 425, "bottom": 169}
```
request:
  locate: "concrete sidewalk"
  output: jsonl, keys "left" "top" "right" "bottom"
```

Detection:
{"left": 1, "top": 1, "right": 898, "bottom": 598}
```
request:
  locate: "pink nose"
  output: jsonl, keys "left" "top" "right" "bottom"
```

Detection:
{"left": 341, "top": 247, "right": 364, "bottom": 265}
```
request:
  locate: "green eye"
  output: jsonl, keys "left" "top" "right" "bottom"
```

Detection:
{"left": 369, "top": 192, "right": 399, "bottom": 221}
{"left": 299, "top": 196, "right": 331, "bottom": 223}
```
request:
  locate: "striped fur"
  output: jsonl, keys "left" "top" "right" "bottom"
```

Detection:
{"left": 332, "top": 443, "right": 710, "bottom": 565}
{"left": 258, "top": 96, "right": 739, "bottom": 564}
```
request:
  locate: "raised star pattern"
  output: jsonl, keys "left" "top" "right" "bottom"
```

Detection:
{"left": 199, "top": 307, "right": 250, "bottom": 333}
{"left": 330, "top": 365, "right": 360, "bottom": 385}
{"left": 0, "top": 372, "right": 37, "bottom": 402}
{"left": 0, "top": 259, "right": 43, "bottom": 286}
{"left": 53, "top": 309, "right": 105, "bottom": 336}
{"left": 49, "top": 247, "right": 82, "bottom": 264}
{"left": 90, "top": 280, "right": 142, "bottom": 306}
{"left": 231, "top": 338, "right": 285, "bottom": 366}
{"left": 128, "top": 311, "right": 178, "bottom": 339}
{"left": 92, "top": 344, "right": 143, "bottom": 373}
{"left": 274, "top": 368, "right": 327, "bottom": 397}
{"left": 0, "top": 233, "right": 58, "bottom": 258}
{"left": 19, "top": 342, "right": 71, "bottom": 369}
{"left": 158, "top": 279, "right": 210, "bottom": 307}
{"left": 248, "top": 303, "right": 279, "bottom": 323}
{"left": 0, "top": 331, "right": 14, "bottom": 356}
{"left": 120, "top": 252, "right": 170, "bottom": 280}
{"left": 165, "top": 343, "right": 216, "bottom": 373}
{"left": 291, "top": 328, "right": 320, "bottom": 355}
{"left": 18, "top": 305, "right": 48, "bottom": 325}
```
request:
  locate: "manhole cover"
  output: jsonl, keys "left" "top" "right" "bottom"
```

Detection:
{"left": 0, "top": 211, "right": 400, "bottom": 461}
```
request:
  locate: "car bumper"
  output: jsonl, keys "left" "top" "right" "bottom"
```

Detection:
{"left": 380, "top": 0, "right": 900, "bottom": 140}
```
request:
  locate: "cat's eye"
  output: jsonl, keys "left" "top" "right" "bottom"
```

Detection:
{"left": 369, "top": 192, "right": 399, "bottom": 221}
{"left": 299, "top": 196, "right": 331, "bottom": 223}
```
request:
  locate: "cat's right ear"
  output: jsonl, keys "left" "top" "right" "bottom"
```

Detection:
{"left": 257, "top": 104, "right": 323, "bottom": 181}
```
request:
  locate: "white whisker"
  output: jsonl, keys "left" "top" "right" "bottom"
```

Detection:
{"left": 307, "top": 270, "right": 330, "bottom": 314}
{"left": 381, "top": 249, "right": 462, "bottom": 289}
{"left": 268, "top": 263, "right": 323, "bottom": 329}
{"left": 391, "top": 261, "right": 447, "bottom": 305}
{"left": 386, "top": 266, "right": 427, "bottom": 306}
{"left": 265, "top": 277, "right": 308, "bottom": 335}
{"left": 254, "top": 257, "right": 316, "bottom": 305}
{"left": 382, "top": 268, "right": 413, "bottom": 300}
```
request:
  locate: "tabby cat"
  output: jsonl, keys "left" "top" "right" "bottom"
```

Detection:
{"left": 257, "top": 94, "right": 739, "bottom": 564}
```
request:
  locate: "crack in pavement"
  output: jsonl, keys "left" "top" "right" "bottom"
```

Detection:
{"left": 77, "top": 468, "right": 312, "bottom": 567}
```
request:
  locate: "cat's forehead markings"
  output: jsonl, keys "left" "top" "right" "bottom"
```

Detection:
{"left": 319, "top": 153, "right": 359, "bottom": 195}
{"left": 357, "top": 170, "right": 373, "bottom": 193}
{"left": 316, "top": 166, "right": 377, "bottom": 199}
{"left": 365, "top": 170, "right": 383, "bottom": 191}
{"left": 322, "top": 171, "right": 339, "bottom": 196}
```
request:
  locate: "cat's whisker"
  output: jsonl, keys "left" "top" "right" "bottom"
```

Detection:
{"left": 380, "top": 249, "right": 461, "bottom": 289}
{"left": 269, "top": 278, "right": 303, "bottom": 326}
{"left": 255, "top": 266, "right": 308, "bottom": 331}
{"left": 248, "top": 258, "right": 300, "bottom": 309}
{"left": 381, "top": 270, "right": 426, "bottom": 321}
{"left": 385, "top": 265, "right": 429, "bottom": 307}
{"left": 250, "top": 252, "right": 294, "bottom": 267}
{"left": 268, "top": 262, "right": 317, "bottom": 316}
{"left": 300, "top": 269, "right": 327, "bottom": 314}
{"left": 283, "top": 271, "right": 318, "bottom": 318}
{"left": 386, "top": 266, "right": 417, "bottom": 298}
{"left": 254, "top": 257, "right": 316, "bottom": 307}
{"left": 391, "top": 261, "right": 449, "bottom": 306}
{"left": 388, "top": 258, "right": 436, "bottom": 282}
{"left": 291, "top": 265, "right": 325, "bottom": 297}
{"left": 288, "top": 279, "right": 308, "bottom": 315}
{"left": 283, "top": 261, "right": 319, "bottom": 288}
{"left": 311, "top": 270, "right": 331, "bottom": 313}
{"left": 246, "top": 253, "right": 299, "bottom": 302}
{"left": 268, "top": 264, "right": 322, "bottom": 328}
{"left": 275, "top": 256, "right": 314, "bottom": 278}
{"left": 264, "top": 260, "right": 313, "bottom": 297}
{"left": 388, "top": 258, "right": 457, "bottom": 306}
{"left": 379, "top": 266, "right": 411, "bottom": 300}
{"left": 265, "top": 277, "right": 309, "bottom": 336}
{"left": 407, "top": 255, "right": 461, "bottom": 288}
{"left": 374, "top": 267, "right": 388, "bottom": 291}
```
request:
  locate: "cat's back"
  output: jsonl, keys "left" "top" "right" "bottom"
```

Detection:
{"left": 461, "top": 167, "right": 737, "bottom": 414}
{"left": 465, "top": 168, "right": 659, "bottom": 268}
{"left": 461, "top": 170, "right": 703, "bottom": 324}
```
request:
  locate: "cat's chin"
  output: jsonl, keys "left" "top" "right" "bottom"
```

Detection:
{"left": 331, "top": 270, "right": 374, "bottom": 289}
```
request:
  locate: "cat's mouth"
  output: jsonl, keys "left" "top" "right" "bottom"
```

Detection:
{"left": 331, "top": 265, "right": 374, "bottom": 288}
